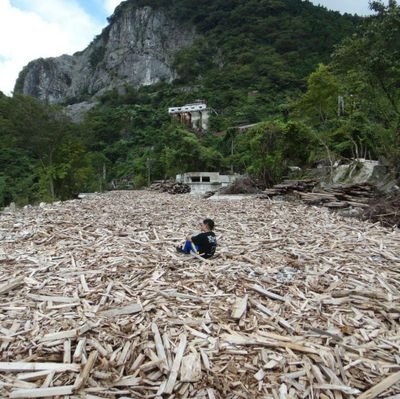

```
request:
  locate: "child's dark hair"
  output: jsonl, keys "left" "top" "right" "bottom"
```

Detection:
{"left": 203, "top": 218, "right": 215, "bottom": 230}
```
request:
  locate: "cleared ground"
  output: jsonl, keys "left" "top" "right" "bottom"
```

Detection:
{"left": 0, "top": 190, "right": 399, "bottom": 398}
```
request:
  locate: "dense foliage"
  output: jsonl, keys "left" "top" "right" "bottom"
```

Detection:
{"left": 2, "top": 0, "right": 399, "bottom": 208}
{"left": 0, "top": 94, "right": 104, "bottom": 205}
{"left": 292, "top": 1, "right": 400, "bottom": 166}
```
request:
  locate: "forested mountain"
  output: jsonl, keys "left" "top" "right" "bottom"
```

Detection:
{"left": 1, "top": 0, "right": 399, "bottom": 208}
{"left": 15, "top": 0, "right": 358, "bottom": 105}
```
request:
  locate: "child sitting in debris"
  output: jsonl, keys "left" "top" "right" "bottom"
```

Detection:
{"left": 176, "top": 218, "right": 217, "bottom": 259}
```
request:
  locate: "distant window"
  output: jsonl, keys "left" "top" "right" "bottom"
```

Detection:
{"left": 202, "top": 176, "right": 210, "bottom": 182}
{"left": 191, "top": 176, "right": 201, "bottom": 182}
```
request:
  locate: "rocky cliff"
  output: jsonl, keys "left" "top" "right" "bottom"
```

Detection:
{"left": 14, "top": 3, "right": 196, "bottom": 104}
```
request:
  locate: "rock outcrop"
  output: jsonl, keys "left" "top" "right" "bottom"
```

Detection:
{"left": 14, "top": 3, "right": 196, "bottom": 104}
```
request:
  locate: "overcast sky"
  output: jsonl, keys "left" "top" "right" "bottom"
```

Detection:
{"left": 311, "top": 0, "right": 381, "bottom": 15}
{"left": 0, "top": 0, "right": 387, "bottom": 95}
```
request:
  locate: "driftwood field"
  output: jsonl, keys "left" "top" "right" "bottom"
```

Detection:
{"left": 0, "top": 190, "right": 399, "bottom": 399}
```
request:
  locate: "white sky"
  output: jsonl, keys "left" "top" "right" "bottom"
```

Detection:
{"left": 0, "top": 0, "right": 120, "bottom": 95}
{"left": 310, "top": 0, "right": 386, "bottom": 15}
{"left": 0, "top": 0, "right": 387, "bottom": 95}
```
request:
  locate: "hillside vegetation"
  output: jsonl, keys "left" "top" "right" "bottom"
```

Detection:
{"left": 1, "top": 0, "right": 399, "bottom": 207}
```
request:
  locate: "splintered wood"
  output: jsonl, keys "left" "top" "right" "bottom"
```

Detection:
{"left": 0, "top": 191, "right": 399, "bottom": 398}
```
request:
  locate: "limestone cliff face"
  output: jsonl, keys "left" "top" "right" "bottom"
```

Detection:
{"left": 14, "top": 5, "right": 196, "bottom": 104}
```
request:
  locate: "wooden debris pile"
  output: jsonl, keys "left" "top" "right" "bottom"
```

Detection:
{"left": 263, "top": 180, "right": 378, "bottom": 209}
{"left": 149, "top": 181, "right": 191, "bottom": 194}
{"left": 297, "top": 183, "right": 377, "bottom": 209}
{"left": 363, "top": 192, "right": 400, "bottom": 228}
{"left": 1, "top": 191, "right": 400, "bottom": 398}
{"left": 219, "top": 176, "right": 261, "bottom": 195}
{"left": 263, "top": 179, "right": 318, "bottom": 197}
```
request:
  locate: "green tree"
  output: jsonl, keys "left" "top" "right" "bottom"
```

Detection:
{"left": 0, "top": 148, "right": 37, "bottom": 207}
{"left": 233, "top": 122, "right": 283, "bottom": 186}
{"left": 294, "top": 64, "right": 339, "bottom": 126}
{"left": 231, "top": 120, "right": 318, "bottom": 185}
{"left": 334, "top": 1, "right": 400, "bottom": 118}
{"left": 332, "top": 0, "right": 400, "bottom": 170}
{"left": 9, "top": 95, "right": 75, "bottom": 200}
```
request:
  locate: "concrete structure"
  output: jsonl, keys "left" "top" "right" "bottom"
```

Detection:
{"left": 168, "top": 101, "right": 209, "bottom": 131}
{"left": 176, "top": 172, "right": 238, "bottom": 195}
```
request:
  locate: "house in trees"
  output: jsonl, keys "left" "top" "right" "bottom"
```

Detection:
{"left": 176, "top": 172, "right": 238, "bottom": 194}
{"left": 168, "top": 101, "right": 209, "bottom": 131}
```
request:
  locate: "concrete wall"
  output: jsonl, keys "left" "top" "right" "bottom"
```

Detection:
{"left": 190, "top": 110, "right": 209, "bottom": 131}
{"left": 176, "top": 172, "right": 239, "bottom": 194}
{"left": 168, "top": 103, "right": 207, "bottom": 113}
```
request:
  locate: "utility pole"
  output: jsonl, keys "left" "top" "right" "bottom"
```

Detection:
{"left": 231, "top": 136, "right": 234, "bottom": 174}
{"left": 146, "top": 158, "right": 151, "bottom": 186}
{"left": 338, "top": 95, "right": 345, "bottom": 117}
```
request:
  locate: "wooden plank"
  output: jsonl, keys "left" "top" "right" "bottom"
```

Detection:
{"left": 316, "top": 384, "right": 361, "bottom": 395}
{"left": 0, "top": 362, "right": 80, "bottom": 372}
{"left": 250, "top": 284, "right": 285, "bottom": 301}
{"left": 180, "top": 351, "right": 201, "bottom": 382}
{"left": 17, "top": 370, "right": 51, "bottom": 381}
{"left": 163, "top": 333, "right": 173, "bottom": 369}
{"left": 129, "top": 353, "right": 145, "bottom": 372}
{"left": 231, "top": 295, "right": 248, "bottom": 320}
{"left": 63, "top": 339, "right": 71, "bottom": 363}
{"left": 101, "top": 302, "right": 142, "bottom": 317}
{"left": 73, "top": 338, "right": 87, "bottom": 362}
{"left": 0, "top": 277, "right": 25, "bottom": 295}
{"left": 80, "top": 274, "right": 90, "bottom": 292}
{"left": 163, "top": 334, "right": 187, "bottom": 394}
{"left": 87, "top": 339, "right": 109, "bottom": 357}
{"left": 200, "top": 349, "right": 211, "bottom": 371}
{"left": 1, "top": 321, "right": 19, "bottom": 351}
{"left": 40, "top": 324, "right": 91, "bottom": 342}
{"left": 357, "top": 371, "right": 400, "bottom": 399}
{"left": 74, "top": 351, "right": 98, "bottom": 390}
{"left": 139, "top": 359, "right": 163, "bottom": 372}
{"left": 113, "top": 376, "right": 141, "bottom": 387}
{"left": 251, "top": 300, "right": 296, "bottom": 334}
{"left": 151, "top": 323, "right": 168, "bottom": 371}
{"left": 10, "top": 385, "right": 74, "bottom": 398}
{"left": 160, "top": 290, "right": 204, "bottom": 302}
{"left": 98, "top": 282, "right": 113, "bottom": 307}
{"left": 254, "top": 369, "right": 266, "bottom": 381}
{"left": 116, "top": 341, "right": 131, "bottom": 366}
{"left": 41, "top": 370, "right": 55, "bottom": 388}
{"left": 221, "top": 333, "right": 319, "bottom": 355}
{"left": 26, "top": 294, "right": 77, "bottom": 303}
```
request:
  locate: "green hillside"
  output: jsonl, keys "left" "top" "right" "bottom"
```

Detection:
{"left": 1, "top": 0, "right": 399, "bottom": 207}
